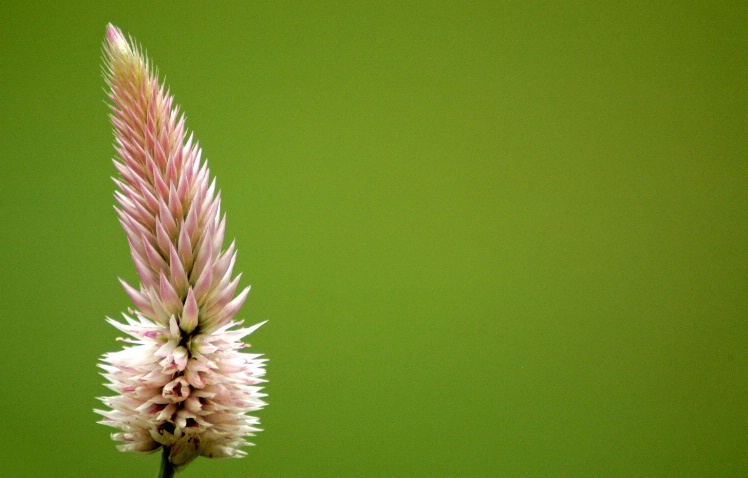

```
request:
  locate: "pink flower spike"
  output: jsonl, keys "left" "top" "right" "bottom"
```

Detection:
{"left": 96, "top": 24, "right": 267, "bottom": 473}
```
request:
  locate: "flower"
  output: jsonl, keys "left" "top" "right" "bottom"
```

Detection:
{"left": 96, "top": 24, "right": 267, "bottom": 471}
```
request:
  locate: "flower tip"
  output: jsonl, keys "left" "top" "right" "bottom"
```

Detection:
{"left": 105, "top": 23, "right": 129, "bottom": 54}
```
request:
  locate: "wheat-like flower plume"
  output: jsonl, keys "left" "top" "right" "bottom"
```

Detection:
{"left": 96, "top": 24, "right": 266, "bottom": 472}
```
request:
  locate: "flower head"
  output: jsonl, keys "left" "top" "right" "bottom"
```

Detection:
{"left": 96, "top": 24, "right": 266, "bottom": 470}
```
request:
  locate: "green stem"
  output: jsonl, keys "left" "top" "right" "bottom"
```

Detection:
{"left": 158, "top": 446, "right": 175, "bottom": 478}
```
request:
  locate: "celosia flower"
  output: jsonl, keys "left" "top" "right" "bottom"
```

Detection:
{"left": 96, "top": 24, "right": 267, "bottom": 473}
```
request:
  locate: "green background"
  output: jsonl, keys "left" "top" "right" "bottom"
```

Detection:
{"left": 1, "top": 2, "right": 746, "bottom": 477}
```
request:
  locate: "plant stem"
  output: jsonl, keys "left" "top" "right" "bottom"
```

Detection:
{"left": 158, "top": 446, "right": 175, "bottom": 478}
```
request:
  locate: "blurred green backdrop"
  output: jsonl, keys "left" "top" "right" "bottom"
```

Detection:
{"left": 1, "top": 2, "right": 746, "bottom": 477}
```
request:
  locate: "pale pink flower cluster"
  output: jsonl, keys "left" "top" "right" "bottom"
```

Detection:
{"left": 96, "top": 24, "right": 266, "bottom": 470}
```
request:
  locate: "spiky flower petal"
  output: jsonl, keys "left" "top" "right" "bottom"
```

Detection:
{"left": 96, "top": 24, "right": 266, "bottom": 470}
